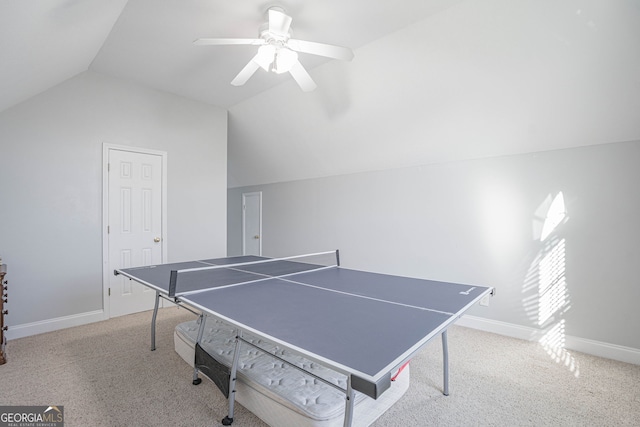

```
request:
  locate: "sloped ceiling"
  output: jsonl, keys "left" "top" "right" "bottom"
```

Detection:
{"left": 2, "top": 1, "right": 639, "bottom": 188}
{"left": 0, "top": 0, "right": 465, "bottom": 112}
{"left": 0, "top": 0, "right": 128, "bottom": 112}
{"left": 227, "top": 0, "right": 640, "bottom": 186}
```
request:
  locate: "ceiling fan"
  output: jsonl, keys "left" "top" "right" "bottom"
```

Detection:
{"left": 194, "top": 7, "right": 354, "bottom": 92}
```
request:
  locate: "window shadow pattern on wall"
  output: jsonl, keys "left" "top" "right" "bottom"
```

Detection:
{"left": 522, "top": 192, "right": 578, "bottom": 377}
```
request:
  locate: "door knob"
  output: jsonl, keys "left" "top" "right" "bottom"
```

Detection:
{"left": 254, "top": 235, "right": 260, "bottom": 239}
{"left": 154, "top": 237, "right": 161, "bottom": 243}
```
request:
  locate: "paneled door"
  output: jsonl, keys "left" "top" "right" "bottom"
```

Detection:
{"left": 242, "top": 192, "right": 262, "bottom": 256}
{"left": 107, "top": 147, "right": 165, "bottom": 317}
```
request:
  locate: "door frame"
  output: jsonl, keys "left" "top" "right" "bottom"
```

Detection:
{"left": 101, "top": 143, "right": 168, "bottom": 319}
{"left": 242, "top": 191, "right": 262, "bottom": 256}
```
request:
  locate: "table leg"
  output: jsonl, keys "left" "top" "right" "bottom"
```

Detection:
{"left": 223, "top": 329, "right": 243, "bottom": 426}
{"left": 150, "top": 291, "right": 160, "bottom": 351}
{"left": 192, "top": 314, "right": 206, "bottom": 385}
{"left": 342, "top": 376, "right": 354, "bottom": 427}
{"left": 442, "top": 329, "right": 449, "bottom": 396}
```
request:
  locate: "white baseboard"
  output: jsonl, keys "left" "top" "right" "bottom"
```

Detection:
{"left": 563, "top": 335, "right": 640, "bottom": 366}
{"left": 6, "top": 310, "right": 106, "bottom": 340}
{"left": 458, "top": 315, "right": 640, "bottom": 366}
{"left": 457, "top": 315, "right": 539, "bottom": 341}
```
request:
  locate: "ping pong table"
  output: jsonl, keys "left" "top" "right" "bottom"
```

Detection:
{"left": 115, "top": 250, "right": 493, "bottom": 426}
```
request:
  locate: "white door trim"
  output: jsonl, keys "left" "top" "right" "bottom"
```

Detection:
{"left": 242, "top": 191, "right": 262, "bottom": 256}
{"left": 102, "top": 143, "right": 168, "bottom": 318}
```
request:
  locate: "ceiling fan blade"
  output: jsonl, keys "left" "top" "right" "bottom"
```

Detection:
{"left": 288, "top": 61, "right": 317, "bottom": 92}
{"left": 231, "top": 60, "right": 261, "bottom": 86}
{"left": 194, "top": 38, "right": 264, "bottom": 46}
{"left": 287, "top": 39, "right": 354, "bottom": 61}
{"left": 268, "top": 9, "right": 293, "bottom": 37}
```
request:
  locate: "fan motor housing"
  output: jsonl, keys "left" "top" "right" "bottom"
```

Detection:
{"left": 259, "top": 23, "right": 291, "bottom": 43}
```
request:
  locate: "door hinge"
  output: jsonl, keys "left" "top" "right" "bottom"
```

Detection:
{"left": 108, "top": 288, "right": 111, "bottom": 296}
{"left": 107, "top": 225, "right": 110, "bottom": 234}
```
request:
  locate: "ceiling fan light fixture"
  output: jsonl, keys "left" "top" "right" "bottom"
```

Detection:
{"left": 254, "top": 44, "right": 276, "bottom": 71}
{"left": 273, "top": 47, "right": 298, "bottom": 74}
{"left": 194, "top": 7, "right": 354, "bottom": 91}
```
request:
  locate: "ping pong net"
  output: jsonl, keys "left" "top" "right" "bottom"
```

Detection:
{"left": 168, "top": 250, "right": 340, "bottom": 297}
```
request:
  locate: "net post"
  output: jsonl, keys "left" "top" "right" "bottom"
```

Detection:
{"left": 169, "top": 270, "right": 178, "bottom": 297}
{"left": 336, "top": 249, "right": 341, "bottom": 267}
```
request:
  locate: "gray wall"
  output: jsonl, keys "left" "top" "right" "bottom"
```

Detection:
{"left": 229, "top": 140, "right": 640, "bottom": 353}
{"left": 0, "top": 71, "right": 228, "bottom": 332}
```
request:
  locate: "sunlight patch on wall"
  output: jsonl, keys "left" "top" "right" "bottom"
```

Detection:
{"left": 476, "top": 181, "right": 524, "bottom": 260}
{"left": 541, "top": 192, "right": 567, "bottom": 241}
{"left": 524, "top": 191, "right": 577, "bottom": 376}
{"left": 538, "top": 238, "right": 568, "bottom": 326}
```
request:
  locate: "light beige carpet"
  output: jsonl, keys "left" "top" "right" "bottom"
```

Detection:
{"left": 1, "top": 307, "right": 638, "bottom": 426}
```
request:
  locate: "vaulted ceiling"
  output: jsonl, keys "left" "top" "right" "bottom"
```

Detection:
{"left": 3, "top": 1, "right": 640, "bottom": 188}
{"left": 0, "top": 0, "right": 465, "bottom": 112}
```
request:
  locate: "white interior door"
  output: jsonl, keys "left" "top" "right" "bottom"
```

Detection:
{"left": 107, "top": 147, "right": 164, "bottom": 317}
{"left": 243, "top": 192, "right": 262, "bottom": 256}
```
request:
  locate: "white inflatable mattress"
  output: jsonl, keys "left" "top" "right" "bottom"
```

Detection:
{"left": 174, "top": 317, "right": 410, "bottom": 427}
